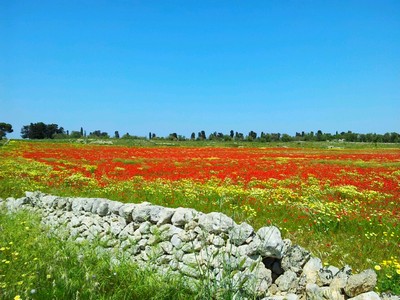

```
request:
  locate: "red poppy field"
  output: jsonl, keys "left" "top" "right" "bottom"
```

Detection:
{"left": 0, "top": 140, "right": 399, "bottom": 282}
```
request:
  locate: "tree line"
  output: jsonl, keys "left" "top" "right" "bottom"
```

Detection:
{"left": 0, "top": 122, "right": 399, "bottom": 143}
{"left": 163, "top": 130, "right": 400, "bottom": 143}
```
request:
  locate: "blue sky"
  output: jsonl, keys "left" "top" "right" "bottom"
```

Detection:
{"left": 1, "top": 0, "right": 399, "bottom": 139}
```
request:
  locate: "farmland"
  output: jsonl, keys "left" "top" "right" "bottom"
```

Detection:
{"left": 1, "top": 140, "right": 399, "bottom": 293}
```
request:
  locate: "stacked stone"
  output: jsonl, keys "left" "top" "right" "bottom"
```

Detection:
{"left": 1, "top": 192, "right": 398, "bottom": 300}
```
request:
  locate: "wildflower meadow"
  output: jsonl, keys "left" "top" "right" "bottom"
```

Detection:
{"left": 0, "top": 140, "right": 399, "bottom": 295}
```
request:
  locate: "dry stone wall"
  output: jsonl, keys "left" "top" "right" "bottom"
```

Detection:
{"left": 1, "top": 192, "right": 397, "bottom": 300}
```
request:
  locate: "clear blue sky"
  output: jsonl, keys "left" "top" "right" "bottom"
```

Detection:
{"left": 1, "top": 0, "right": 399, "bottom": 139}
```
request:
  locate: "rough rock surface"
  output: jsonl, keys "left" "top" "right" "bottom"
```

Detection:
{"left": 344, "top": 269, "right": 377, "bottom": 297}
{"left": 348, "top": 291, "right": 382, "bottom": 300}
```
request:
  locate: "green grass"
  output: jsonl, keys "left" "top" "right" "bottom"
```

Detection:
{"left": 0, "top": 209, "right": 196, "bottom": 300}
{"left": 0, "top": 209, "right": 265, "bottom": 299}
{"left": 5, "top": 137, "right": 400, "bottom": 149}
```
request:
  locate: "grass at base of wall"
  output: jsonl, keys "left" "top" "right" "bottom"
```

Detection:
{"left": 0, "top": 209, "right": 196, "bottom": 300}
{"left": 1, "top": 206, "right": 399, "bottom": 298}
{"left": 0, "top": 208, "right": 264, "bottom": 300}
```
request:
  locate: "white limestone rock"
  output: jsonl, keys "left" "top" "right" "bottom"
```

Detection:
{"left": 246, "top": 226, "right": 285, "bottom": 258}
{"left": 229, "top": 222, "right": 254, "bottom": 246}
{"left": 348, "top": 291, "right": 381, "bottom": 300}
{"left": 344, "top": 269, "right": 377, "bottom": 298}
{"left": 198, "top": 212, "right": 236, "bottom": 234}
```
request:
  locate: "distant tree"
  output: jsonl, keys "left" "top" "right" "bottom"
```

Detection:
{"left": 0, "top": 122, "right": 13, "bottom": 139}
{"left": 325, "top": 133, "right": 333, "bottom": 141}
{"left": 191, "top": 132, "right": 196, "bottom": 140}
{"left": 46, "top": 124, "right": 64, "bottom": 138}
{"left": 152, "top": 133, "right": 156, "bottom": 139}
{"left": 294, "top": 132, "right": 303, "bottom": 141}
{"left": 114, "top": 131, "right": 120, "bottom": 139}
{"left": 304, "top": 132, "right": 314, "bottom": 141}
{"left": 259, "top": 132, "right": 267, "bottom": 142}
{"left": 235, "top": 132, "right": 244, "bottom": 140}
{"left": 197, "top": 131, "right": 206, "bottom": 140}
{"left": 89, "top": 130, "right": 100, "bottom": 137}
{"left": 168, "top": 133, "right": 178, "bottom": 140}
{"left": 121, "top": 133, "right": 131, "bottom": 139}
{"left": 390, "top": 132, "right": 399, "bottom": 143}
{"left": 344, "top": 131, "right": 357, "bottom": 142}
{"left": 223, "top": 134, "right": 232, "bottom": 141}
{"left": 21, "top": 123, "right": 44, "bottom": 139}
{"left": 281, "top": 133, "right": 292, "bottom": 142}
{"left": 70, "top": 131, "right": 82, "bottom": 138}
{"left": 53, "top": 133, "right": 69, "bottom": 139}
{"left": 247, "top": 131, "right": 257, "bottom": 141}
{"left": 230, "top": 130, "right": 234, "bottom": 139}
{"left": 316, "top": 130, "right": 326, "bottom": 141}
{"left": 263, "top": 133, "right": 271, "bottom": 142}
{"left": 88, "top": 130, "right": 109, "bottom": 138}
{"left": 149, "top": 132, "right": 152, "bottom": 140}
{"left": 21, "top": 122, "right": 64, "bottom": 139}
{"left": 80, "top": 127, "right": 84, "bottom": 136}
{"left": 359, "top": 134, "right": 367, "bottom": 143}
{"left": 270, "top": 133, "right": 280, "bottom": 142}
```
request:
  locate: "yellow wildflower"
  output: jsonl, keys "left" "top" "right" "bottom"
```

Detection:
{"left": 374, "top": 265, "right": 381, "bottom": 271}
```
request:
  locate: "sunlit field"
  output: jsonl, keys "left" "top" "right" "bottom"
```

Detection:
{"left": 1, "top": 140, "right": 399, "bottom": 293}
